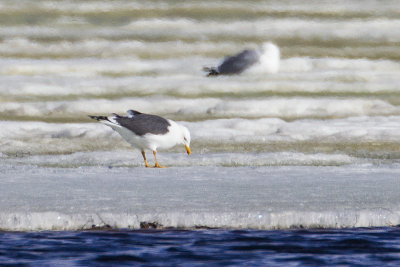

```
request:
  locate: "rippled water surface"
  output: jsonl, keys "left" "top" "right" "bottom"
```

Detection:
{"left": 1, "top": 228, "right": 400, "bottom": 266}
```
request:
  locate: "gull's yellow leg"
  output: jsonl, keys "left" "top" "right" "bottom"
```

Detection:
{"left": 153, "top": 150, "right": 167, "bottom": 168}
{"left": 141, "top": 150, "right": 152, "bottom": 168}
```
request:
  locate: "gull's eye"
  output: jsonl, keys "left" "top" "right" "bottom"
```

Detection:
{"left": 184, "top": 137, "right": 187, "bottom": 141}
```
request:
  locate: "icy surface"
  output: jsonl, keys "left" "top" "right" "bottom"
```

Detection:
{"left": 2, "top": 98, "right": 399, "bottom": 120}
{"left": 2, "top": 118, "right": 400, "bottom": 159}
{"left": 0, "top": 165, "right": 399, "bottom": 231}
{"left": 1, "top": 0, "right": 400, "bottom": 232}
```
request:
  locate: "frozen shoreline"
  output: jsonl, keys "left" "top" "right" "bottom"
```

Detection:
{"left": 1, "top": 165, "right": 399, "bottom": 231}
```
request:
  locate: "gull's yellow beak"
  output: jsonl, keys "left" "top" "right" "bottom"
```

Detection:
{"left": 185, "top": 145, "right": 191, "bottom": 155}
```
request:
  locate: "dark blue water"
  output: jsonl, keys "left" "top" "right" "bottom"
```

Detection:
{"left": 1, "top": 227, "right": 399, "bottom": 266}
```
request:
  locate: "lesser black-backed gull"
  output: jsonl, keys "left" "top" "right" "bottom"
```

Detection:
{"left": 204, "top": 42, "right": 280, "bottom": 76}
{"left": 89, "top": 109, "right": 191, "bottom": 168}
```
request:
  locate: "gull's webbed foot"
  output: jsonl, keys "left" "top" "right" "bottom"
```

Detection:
{"left": 153, "top": 150, "right": 167, "bottom": 168}
{"left": 154, "top": 163, "right": 167, "bottom": 168}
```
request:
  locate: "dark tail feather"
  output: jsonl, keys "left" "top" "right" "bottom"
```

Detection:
{"left": 88, "top": 115, "right": 109, "bottom": 121}
{"left": 203, "top": 66, "right": 220, "bottom": 77}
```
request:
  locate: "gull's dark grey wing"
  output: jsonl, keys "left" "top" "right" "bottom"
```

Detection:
{"left": 115, "top": 113, "right": 171, "bottom": 136}
{"left": 218, "top": 49, "right": 260, "bottom": 74}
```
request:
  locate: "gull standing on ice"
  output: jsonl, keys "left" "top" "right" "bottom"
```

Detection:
{"left": 204, "top": 42, "right": 280, "bottom": 76}
{"left": 89, "top": 110, "right": 191, "bottom": 168}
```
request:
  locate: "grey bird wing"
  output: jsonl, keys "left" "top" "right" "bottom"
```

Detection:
{"left": 115, "top": 113, "right": 171, "bottom": 136}
{"left": 218, "top": 49, "right": 260, "bottom": 74}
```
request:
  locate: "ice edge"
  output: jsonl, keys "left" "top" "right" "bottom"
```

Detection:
{"left": 1, "top": 210, "right": 399, "bottom": 231}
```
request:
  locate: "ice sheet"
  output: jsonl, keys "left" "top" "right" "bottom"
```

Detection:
{"left": 0, "top": 165, "right": 399, "bottom": 230}
{"left": 1, "top": 0, "right": 400, "bottom": 233}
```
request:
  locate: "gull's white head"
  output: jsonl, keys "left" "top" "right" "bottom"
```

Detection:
{"left": 179, "top": 124, "right": 191, "bottom": 155}
{"left": 258, "top": 42, "right": 280, "bottom": 73}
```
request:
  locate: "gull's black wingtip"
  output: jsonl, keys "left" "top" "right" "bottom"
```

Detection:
{"left": 203, "top": 67, "right": 220, "bottom": 77}
{"left": 88, "top": 115, "right": 107, "bottom": 121}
